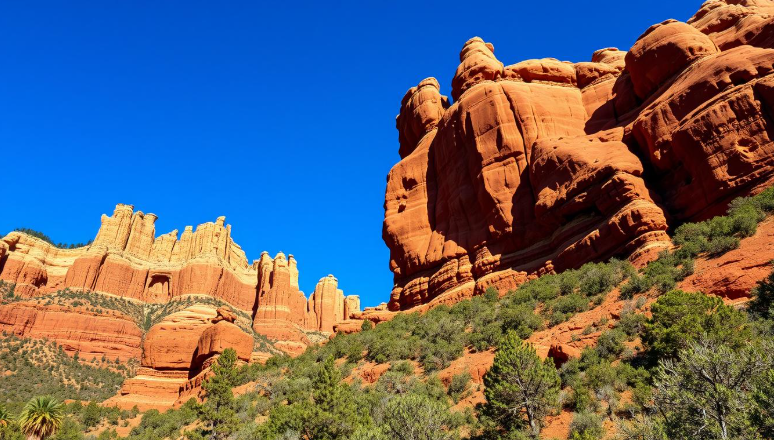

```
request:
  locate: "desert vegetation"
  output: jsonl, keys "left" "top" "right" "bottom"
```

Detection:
{"left": 2, "top": 190, "right": 774, "bottom": 439}
{"left": 12, "top": 228, "right": 92, "bottom": 249}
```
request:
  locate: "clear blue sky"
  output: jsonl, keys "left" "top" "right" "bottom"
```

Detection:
{"left": 0, "top": 1, "right": 701, "bottom": 307}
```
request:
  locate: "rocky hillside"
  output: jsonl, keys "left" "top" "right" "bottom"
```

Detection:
{"left": 4, "top": 186, "right": 773, "bottom": 439}
{"left": 0, "top": 204, "right": 362, "bottom": 408}
{"left": 383, "top": 0, "right": 774, "bottom": 311}
{"left": 2, "top": 0, "right": 774, "bottom": 439}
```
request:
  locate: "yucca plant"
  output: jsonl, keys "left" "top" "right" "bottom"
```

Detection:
{"left": 18, "top": 396, "right": 64, "bottom": 440}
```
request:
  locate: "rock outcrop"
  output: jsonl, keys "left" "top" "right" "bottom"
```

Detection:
{"left": 0, "top": 204, "right": 360, "bottom": 336}
{"left": 383, "top": 0, "right": 774, "bottom": 310}
{"left": 0, "top": 301, "right": 142, "bottom": 361}
{"left": 1, "top": 206, "right": 361, "bottom": 407}
{"left": 106, "top": 305, "right": 254, "bottom": 410}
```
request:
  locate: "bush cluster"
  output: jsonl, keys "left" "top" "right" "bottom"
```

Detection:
{"left": 12, "top": 228, "right": 93, "bottom": 249}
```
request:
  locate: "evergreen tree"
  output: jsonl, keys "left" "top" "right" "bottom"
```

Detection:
{"left": 201, "top": 348, "right": 240, "bottom": 440}
{"left": 482, "top": 331, "right": 560, "bottom": 437}
{"left": 654, "top": 338, "right": 770, "bottom": 440}
{"left": 749, "top": 269, "right": 774, "bottom": 320}
{"left": 644, "top": 290, "right": 750, "bottom": 360}
{"left": 81, "top": 401, "right": 101, "bottom": 428}
{"left": 381, "top": 393, "right": 460, "bottom": 440}
{"left": 309, "top": 356, "right": 364, "bottom": 439}
{"left": 260, "top": 355, "right": 368, "bottom": 440}
{"left": 752, "top": 369, "right": 774, "bottom": 439}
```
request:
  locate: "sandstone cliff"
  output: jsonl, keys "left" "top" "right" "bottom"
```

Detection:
{"left": 0, "top": 204, "right": 359, "bottom": 334}
{"left": 383, "top": 0, "right": 774, "bottom": 310}
{"left": 1, "top": 204, "right": 361, "bottom": 408}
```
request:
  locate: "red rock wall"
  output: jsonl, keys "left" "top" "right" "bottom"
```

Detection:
{"left": 0, "top": 204, "right": 361, "bottom": 354}
{"left": 0, "top": 302, "right": 142, "bottom": 361}
{"left": 383, "top": 0, "right": 774, "bottom": 310}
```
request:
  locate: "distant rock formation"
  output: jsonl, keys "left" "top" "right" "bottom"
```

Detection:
{"left": 383, "top": 0, "right": 774, "bottom": 311}
{"left": 0, "top": 204, "right": 359, "bottom": 329}
{"left": 0, "top": 204, "right": 359, "bottom": 356}
{"left": 0, "top": 204, "right": 361, "bottom": 408}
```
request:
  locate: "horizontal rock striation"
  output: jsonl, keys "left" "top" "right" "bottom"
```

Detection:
{"left": 0, "top": 204, "right": 360, "bottom": 335}
{"left": 1, "top": 205, "right": 362, "bottom": 407}
{"left": 383, "top": 0, "right": 774, "bottom": 310}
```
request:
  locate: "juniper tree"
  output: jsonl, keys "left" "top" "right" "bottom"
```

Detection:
{"left": 201, "top": 348, "right": 240, "bottom": 440}
{"left": 653, "top": 338, "right": 771, "bottom": 440}
{"left": 482, "top": 331, "right": 560, "bottom": 437}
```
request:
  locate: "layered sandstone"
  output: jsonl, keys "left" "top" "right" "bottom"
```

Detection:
{"left": 1, "top": 205, "right": 361, "bottom": 408}
{"left": 383, "top": 0, "right": 774, "bottom": 310}
{"left": 0, "top": 301, "right": 142, "bottom": 361}
{"left": 106, "top": 305, "right": 254, "bottom": 409}
{"left": 0, "top": 204, "right": 360, "bottom": 338}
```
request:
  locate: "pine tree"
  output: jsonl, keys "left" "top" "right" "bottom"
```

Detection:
{"left": 654, "top": 338, "right": 770, "bottom": 440}
{"left": 750, "top": 269, "right": 774, "bottom": 320}
{"left": 82, "top": 401, "right": 101, "bottom": 428}
{"left": 201, "top": 348, "right": 240, "bottom": 440}
{"left": 308, "top": 356, "right": 364, "bottom": 440}
{"left": 483, "top": 331, "right": 560, "bottom": 438}
{"left": 752, "top": 369, "right": 774, "bottom": 438}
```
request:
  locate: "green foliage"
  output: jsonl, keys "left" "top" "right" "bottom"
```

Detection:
{"left": 752, "top": 369, "right": 774, "bottom": 439}
{"left": 378, "top": 392, "right": 461, "bottom": 440}
{"left": 18, "top": 396, "right": 64, "bottom": 440}
{"left": 644, "top": 290, "right": 751, "bottom": 360}
{"left": 653, "top": 338, "right": 771, "bottom": 440}
{"left": 672, "top": 187, "right": 774, "bottom": 259}
{"left": 617, "top": 309, "right": 647, "bottom": 338}
{"left": 595, "top": 329, "right": 626, "bottom": 360}
{"left": 447, "top": 372, "right": 471, "bottom": 403}
{"left": 13, "top": 228, "right": 92, "bottom": 249}
{"left": 127, "top": 400, "right": 200, "bottom": 440}
{"left": 0, "top": 281, "right": 16, "bottom": 300}
{"left": 616, "top": 188, "right": 774, "bottom": 300}
{"left": 749, "top": 265, "right": 774, "bottom": 321}
{"left": 200, "top": 348, "right": 240, "bottom": 440}
{"left": 0, "top": 333, "right": 128, "bottom": 408}
{"left": 483, "top": 331, "right": 561, "bottom": 437}
{"left": 81, "top": 401, "right": 101, "bottom": 428}
{"left": 569, "top": 411, "right": 604, "bottom": 439}
{"left": 259, "top": 356, "right": 370, "bottom": 440}
{"left": 51, "top": 417, "right": 84, "bottom": 440}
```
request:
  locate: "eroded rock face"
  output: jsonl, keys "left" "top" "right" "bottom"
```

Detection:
{"left": 383, "top": 0, "right": 774, "bottom": 311}
{"left": 0, "top": 204, "right": 362, "bottom": 409}
{"left": 0, "top": 302, "right": 142, "bottom": 361}
{"left": 0, "top": 204, "right": 360, "bottom": 337}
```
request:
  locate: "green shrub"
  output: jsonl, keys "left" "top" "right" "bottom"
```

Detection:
{"left": 569, "top": 411, "right": 604, "bottom": 439}
{"left": 447, "top": 372, "right": 471, "bottom": 403}
{"left": 617, "top": 311, "right": 647, "bottom": 338}
{"left": 548, "top": 294, "right": 588, "bottom": 319}
{"left": 595, "top": 329, "right": 626, "bottom": 359}
{"left": 644, "top": 290, "right": 751, "bottom": 360}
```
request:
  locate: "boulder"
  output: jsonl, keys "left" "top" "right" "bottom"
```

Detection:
{"left": 194, "top": 321, "right": 253, "bottom": 368}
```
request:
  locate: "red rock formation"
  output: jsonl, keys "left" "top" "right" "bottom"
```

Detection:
{"left": 109, "top": 305, "right": 254, "bottom": 409}
{"left": 0, "top": 204, "right": 361, "bottom": 339}
{"left": 195, "top": 321, "right": 253, "bottom": 368}
{"left": 383, "top": 0, "right": 774, "bottom": 311}
{"left": 308, "top": 275, "right": 346, "bottom": 333}
{"left": 141, "top": 306, "right": 218, "bottom": 370}
{"left": 0, "top": 204, "right": 361, "bottom": 407}
{"left": 0, "top": 302, "right": 142, "bottom": 361}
